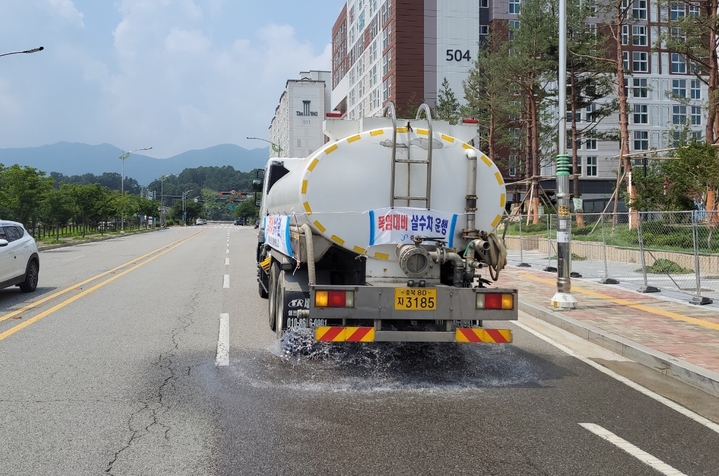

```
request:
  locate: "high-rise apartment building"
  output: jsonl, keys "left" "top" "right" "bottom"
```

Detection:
{"left": 330, "top": 0, "right": 707, "bottom": 210}
{"left": 268, "top": 70, "right": 332, "bottom": 158}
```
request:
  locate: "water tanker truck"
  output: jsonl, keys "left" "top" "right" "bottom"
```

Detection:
{"left": 255, "top": 103, "right": 518, "bottom": 343}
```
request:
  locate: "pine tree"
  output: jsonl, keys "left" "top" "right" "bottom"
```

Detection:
{"left": 435, "top": 77, "right": 461, "bottom": 124}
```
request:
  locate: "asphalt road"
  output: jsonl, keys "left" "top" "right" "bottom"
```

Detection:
{"left": 1, "top": 225, "right": 718, "bottom": 476}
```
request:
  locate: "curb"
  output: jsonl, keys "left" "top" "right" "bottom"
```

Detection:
{"left": 519, "top": 301, "right": 719, "bottom": 399}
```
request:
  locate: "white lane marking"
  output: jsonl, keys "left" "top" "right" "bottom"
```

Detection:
{"left": 215, "top": 313, "right": 229, "bottom": 366}
{"left": 579, "top": 423, "right": 687, "bottom": 476}
{"left": 225, "top": 258, "right": 230, "bottom": 266}
{"left": 223, "top": 274, "right": 230, "bottom": 288}
{"left": 515, "top": 321, "right": 719, "bottom": 435}
{"left": 226, "top": 249, "right": 229, "bottom": 254}
{"left": 62, "top": 255, "right": 86, "bottom": 262}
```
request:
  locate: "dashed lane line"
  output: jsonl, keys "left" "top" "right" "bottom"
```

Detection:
{"left": 216, "top": 313, "right": 229, "bottom": 366}
{"left": 579, "top": 423, "right": 688, "bottom": 476}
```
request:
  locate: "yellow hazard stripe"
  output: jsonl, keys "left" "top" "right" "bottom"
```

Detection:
{"left": 315, "top": 327, "right": 375, "bottom": 342}
{"left": 455, "top": 328, "right": 512, "bottom": 343}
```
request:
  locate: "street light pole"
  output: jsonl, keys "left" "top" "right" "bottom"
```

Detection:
{"left": 160, "top": 174, "right": 172, "bottom": 227}
{"left": 247, "top": 136, "right": 283, "bottom": 157}
{"left": 119, "top": 147, "right": 152, "bottom": 233}
{"left": 0, "top": 46, "right": 44, "bottom": 58}
{"left": 182, "top": 189, "right": 194, "bottom": 225}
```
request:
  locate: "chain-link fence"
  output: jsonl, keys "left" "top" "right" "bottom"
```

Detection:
{"left": 503, "top": 210, "right": 719, "bottom": 305}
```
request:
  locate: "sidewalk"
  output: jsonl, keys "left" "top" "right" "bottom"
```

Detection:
{"left": 494, "top": 263, "right": 719, "bottom": 398}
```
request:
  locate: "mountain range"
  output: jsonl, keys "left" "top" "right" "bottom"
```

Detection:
{"left": 0, "top": 142, "right": 270, "bottom": 186}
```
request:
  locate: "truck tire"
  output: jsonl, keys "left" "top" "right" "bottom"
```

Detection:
{"left": 275, "top": 270, "right": 287, "bottom": 339}
{"left": 268, "top": 262, "right": 280, "bottom": 331}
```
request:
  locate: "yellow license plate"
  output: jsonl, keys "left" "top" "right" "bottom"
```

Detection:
{"left": 394, "top": 288, "right": 437, "bottom": 311}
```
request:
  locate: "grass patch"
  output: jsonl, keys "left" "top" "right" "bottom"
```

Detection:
{"left": 638, "top": 258, "right": 693, "bottom": 274}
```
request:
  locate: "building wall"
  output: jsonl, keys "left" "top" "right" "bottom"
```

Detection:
{"left": 269, "top": 71, "right": 331, "bottom": 159}
{"left": 328, "top": 0, "right": 708, "bottom": 201}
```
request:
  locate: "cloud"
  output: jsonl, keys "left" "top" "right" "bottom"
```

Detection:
{"left": 47, "top": 0, "right": 84, "bottom": 28}
{"left": 0, "top": 0, "right": 333, "bottom": 160}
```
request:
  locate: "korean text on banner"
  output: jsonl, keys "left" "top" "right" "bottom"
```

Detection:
{"left": 266, "top": 215, "right": 293, "bottom": 257}
{"left": 369, "top": 207, "right": 457, "bottom": 247}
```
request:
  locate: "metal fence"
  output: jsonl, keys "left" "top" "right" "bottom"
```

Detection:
{"left": 502, "top": 211, "right": 719, "bottom": 305}
{"left": 27, "top": 218, "right": 152, "bottom": 241}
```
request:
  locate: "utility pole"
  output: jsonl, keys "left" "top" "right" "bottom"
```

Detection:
{"left": 552, "top": 0, "right": 577, "bottom": 309}
{"left": 119, "top": 147, "right": 152, "bottom": 233}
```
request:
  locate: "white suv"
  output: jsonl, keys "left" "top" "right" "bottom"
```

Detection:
{"left": 0, "top": 219, "right": 40, "bottom": 293}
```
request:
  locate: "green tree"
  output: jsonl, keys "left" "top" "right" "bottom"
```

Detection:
{"left": 0, "top": 164, "right": 53, "bottom": 225}
{"left": 66, "top": 183, "right": 107, "bottom": 236}
{"left": 40, "top": 185, "right": 76, "bottom": 241}
{"left": 464, "top": 30, "right": 522, "bottom": 170}
{"left": 435, "top": 77, "right": 461, "bottom": 124}
{"left": 566, "top": 0, "right": 617, "bottom": 225}
{"left": 502, "top": 0, "right": 559, "bottom": 221}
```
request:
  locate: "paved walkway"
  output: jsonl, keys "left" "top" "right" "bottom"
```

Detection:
{"left": 494, "top": 263, "right": 719, "bottom": 398}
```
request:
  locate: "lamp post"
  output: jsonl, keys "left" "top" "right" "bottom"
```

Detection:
{"left": 119, "top": 147, "right": 153, "bottom": 233}
{"left": 182, "top": 189, "right": 194, "bottom": 225}
{"left": 247, "top": 136, "right": 283, "bottom": 157}
{"left": 0, "top": 46, "right": 44, "bottom": 58}
{"left": 160, "top": 174, "right": 173, "bottom": 226}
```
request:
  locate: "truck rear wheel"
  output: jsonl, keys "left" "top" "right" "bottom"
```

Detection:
{"left": 268, "top": 262, "right": 280, "bottom": 331}
{"left": 275, "top": 270, "right": 287, "bottom": 339}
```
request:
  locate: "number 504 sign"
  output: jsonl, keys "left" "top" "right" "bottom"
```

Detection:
{"left": 446, "top": 49, "right": 471, "bottom": 61}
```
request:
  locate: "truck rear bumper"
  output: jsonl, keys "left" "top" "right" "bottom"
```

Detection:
{"left": 308, "top": 284, "right": 518, "bottom": 322}
{"left": 315, "top": 326, "right": 512, "bottom": 343}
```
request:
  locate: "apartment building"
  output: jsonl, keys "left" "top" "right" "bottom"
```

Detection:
{"left": 330, "top": 0, "right": 708, "bottom": 210}
{"left": 268, "top": 70, "right": 332, "bottom": 158}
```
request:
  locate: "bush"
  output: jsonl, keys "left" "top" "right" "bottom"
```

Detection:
{"left": 639, "top": 258, "right": 693, "bottom": 274}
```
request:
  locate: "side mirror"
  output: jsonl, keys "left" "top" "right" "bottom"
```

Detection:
{"left": 0, "top": 239, "right": 8, "bottom": 247}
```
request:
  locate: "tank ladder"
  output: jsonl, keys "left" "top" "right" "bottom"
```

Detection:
{"left": 384, "top": 103, "right": 434, "bottom": 209}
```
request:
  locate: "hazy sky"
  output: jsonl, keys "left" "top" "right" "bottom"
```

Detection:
{"left": 0, "top": 0, "right": 342, "bottom": 158}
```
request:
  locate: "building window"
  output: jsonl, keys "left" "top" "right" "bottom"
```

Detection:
{"left": 632, "top": 25, "right": 647, "bottom": 46}
{"left": 509, "top": 0, "right": 521, "bottom": 14}
{"left": 633, "top": 0, "right": 647, "bottom": 19}
{"left": 382, "top": 50, "right": 392, "bottom": 76}
{"left": 672, "top": 105, "right": 687, "bottom": 125}
{"left": 633, "top": 78, "right": 648, "bottom": 97}
{"left": 480, "top": 0, "right": 489, "bottom": 7}
{"left": 585, "top": 138, "right": 597, "bottom": 150}
{"left": 670, "top": 2, "right": 685, "bottom": 19}
{"left": 633, "top": 104, "right": 648, "bottom": 124}
{"left": 632, "top": 52, "right": 648, "bottom": 72}
{"left": 671, "top": 27, "right": 686, "bottom": 43}
{"left": 623, "top": 51, "right": 629, "bottom": 71}
{"left": 572, "top": 158, "right": 582, "bottom": 176}
{"left": 691, "top": 79, "right": 701, "bottom": 99}
{"left": 509, "top": 155, "right": 517, "bottom": 176}
{"left": 508, "top": 20, "right": 520, "bottom": 40}
{"left": 672, "top": 79, "right": 687, "bottom": 97}
{"left": 586, "top": 103, "right": 596, "bottom": 122}
{"left": 689, "top": 3, "right": 700, "bottom": 16}
{"left": 480, "top": 25, "right": 489, "bottom": 36}
{"left": 633, "top": 131, "right": 649, "bottom": 150}
{"left": 303, "top": 101, "right": 311, "bottom": 116}
{"left": 566, "top": 111, "right": 581, "bottom": 123}
{"left": 691, "top": 106, "right": 701, "bottom": 125}
{"left": 671, "top": 53, "right": 686, "bottom": 73}
{"left": 621, "top": 25, "right": 629, "bottom": 45}
{"left": 586, "top": 156, "right": 597, "bottom": 176}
